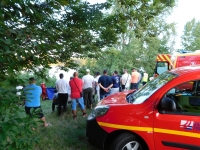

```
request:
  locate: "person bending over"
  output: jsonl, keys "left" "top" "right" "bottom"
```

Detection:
{"left": 24, "top": 77, "right": 49, "bottom": 127}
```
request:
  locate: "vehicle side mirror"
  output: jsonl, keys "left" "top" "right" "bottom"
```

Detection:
{"left": 160, "top": 97, "right": 176, "bottom": 112}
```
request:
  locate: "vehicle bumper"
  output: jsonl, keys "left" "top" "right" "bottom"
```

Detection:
{"left": 86, "top": 114, "right": 108, "bottom": 149}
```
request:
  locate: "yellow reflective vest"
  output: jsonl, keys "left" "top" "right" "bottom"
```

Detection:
{"left": 142, "top": 72, "right": 148, "bottom": 82}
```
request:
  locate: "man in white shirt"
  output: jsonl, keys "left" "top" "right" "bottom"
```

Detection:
{"left": 82, "top": 69, "right": 94, "bottom": 109}
{"left": 16, "top": 85, "right": 23, "bottom": 96}
{"left": 121, "top": 69, "right": 131, "bottom": 91}
{"left": 94, "top": 72, "right": 101, "bottom": 102}
{"left": 16, "top": 84, "right": 24, "bottom": 106}
{"left": 56, "top": 73, "right": 70, "bottom": 116}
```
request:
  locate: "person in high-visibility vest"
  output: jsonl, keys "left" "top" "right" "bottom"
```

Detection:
{"left": 142, "top": 71, "right": 148, "bottom": 86}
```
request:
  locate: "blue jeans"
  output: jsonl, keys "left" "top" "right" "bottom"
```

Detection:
{"left": 71, "top": 97, "right": 85, "bottom": 110}
{"left": 100, "top": 92, "right": 111, "bottom": 100}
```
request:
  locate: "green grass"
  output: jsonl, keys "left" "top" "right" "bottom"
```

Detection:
{"left": 32, "top": 100, "right": 100, "bottom": 150}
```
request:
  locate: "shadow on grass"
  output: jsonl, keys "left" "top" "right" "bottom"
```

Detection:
{"left": 33, "top": 100, "right": 100, "bottom": 150}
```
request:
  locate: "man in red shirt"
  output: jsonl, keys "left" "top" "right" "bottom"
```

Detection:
{"left": 41, "top": 82, "right": 47, "bottom": 100}
{"left": 69, "top": 72, "right": 87, "bottom": 119}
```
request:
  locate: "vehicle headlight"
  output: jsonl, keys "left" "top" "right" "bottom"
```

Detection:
{"left": 91, "top": 105, "right": 110, "bottom": 117}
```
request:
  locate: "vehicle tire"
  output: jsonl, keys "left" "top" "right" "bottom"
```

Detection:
{"left": 110, "top": 132, "right": 148, "bottom": 150}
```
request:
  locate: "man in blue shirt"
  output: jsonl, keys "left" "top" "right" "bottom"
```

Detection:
{"left": 98, "top": 69, "right": 113, "bottom": 100}
{"left": 24, "top": 77, "right": 49, "bottom": 127}
{"left": 111, "top": 71, "right": 120, "bottom": 94}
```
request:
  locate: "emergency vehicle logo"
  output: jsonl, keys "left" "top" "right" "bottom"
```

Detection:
{"left": 180, "top": 120, "right": 193, "bottom": 130}
{"left": 190, "top": 62, "right": 196, "bottom": 66}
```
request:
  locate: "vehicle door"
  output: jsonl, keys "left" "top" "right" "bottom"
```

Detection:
{"left": 153, "top": 80, "right": 200, "bottom": 150}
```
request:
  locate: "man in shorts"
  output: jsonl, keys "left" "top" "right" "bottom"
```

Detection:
{"left": 130, "top": 68, "right": 140, "bottom": 90}
{"left": 24, "top": 77, "right": 49, "bottom": 127}
{"left": 69, "top": 72, "right": 87, "bottom": 120}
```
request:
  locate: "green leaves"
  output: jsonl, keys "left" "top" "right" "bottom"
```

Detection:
{"left": 0, "top": 0, "right": 177, "bottom": 81}
{"left": 80, "top": 16, "right": 176, "bottom": 77}
{"left": 0, "top": 87, "right": 42, "bottom": 150}
{"left": 0, "top": 1, "right": 177, "bottom": 148}
{"left": 181, "top": 18, "right": 200, "bottom": 51}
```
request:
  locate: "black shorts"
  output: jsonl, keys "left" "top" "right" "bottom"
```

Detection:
{"left": 130, "top": 83, "right": 138, "bottom": 90}
{"left": 25, "top": 106, "right": 44, "bottom": 118}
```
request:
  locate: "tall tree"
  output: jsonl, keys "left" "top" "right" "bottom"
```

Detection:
{"left": 81, "top": 18, "right": 176, "bottom": 76}
{"left": 181, "top": 18, "right": 200, "bottom": 51}
{"left": 0, "top": 0, "right": 177, "bottom": 85}
{"left": 0, "top": 0, "right": 124, "bottom": 83}
{"left": 107, "top": 0, "right": 176, "bottom": 50}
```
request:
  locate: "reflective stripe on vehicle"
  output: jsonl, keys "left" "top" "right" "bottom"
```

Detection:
{"left": 154, "top": 128, "right": 200, "bottom": 138}
{"left": 98, "top": 122, "right": 200, "bottom": 138}
{"left": 98, "top": 121, "right": 153, "bottom": 132}
{"left": 157, "top": 54, "right": 173, "bottom": 67}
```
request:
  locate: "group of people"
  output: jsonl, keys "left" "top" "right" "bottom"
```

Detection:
{"left": 22, "top": 68, "right": 149, "bottom": 127}
{"left": 54, "top": 72, "right": 87, "bottom": 119}
{"left": 53, "top": 68, "right": 149, "bottom": 118}
{"left": 97, "top": 68, "right": 148, "bottom": 99}
{"left": 121, "top": 68, "right": 148, "bottom": 91}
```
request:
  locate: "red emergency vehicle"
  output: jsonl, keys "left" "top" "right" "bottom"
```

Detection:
{"left": 154, "top": 50, "right": 200, "bottom": 76}
{"left": 86, "top": 65, "right": 200, "bottom": 150}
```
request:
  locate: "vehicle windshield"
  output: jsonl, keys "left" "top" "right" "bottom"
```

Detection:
{"left": 156, "top": 62, "right": 169, "bottom": 75}
{"left": 130, "top": 72, "right": 177, "bottom": 104}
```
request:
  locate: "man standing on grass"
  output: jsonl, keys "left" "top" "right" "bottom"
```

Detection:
{"left": 24, "top": 77, "right": 49, "bottom": 127}
{"left": 94, "top": 72, "right": 101, "bottom": 102}
{"left": 56, "top": 73, "right": 69, "bottom": 116}
{"left": 111, "top": 71, "right": 120, "bottom": 94}
{"left": 41, "top": 82, "right": 47, "bottom": 100}
{"left": 82, "top": 69, "right": 95, "bottom": 109}
{"left": 142, "top": 70, "right": 148, "bottom": 86}
{"left": 121, "top": 69, "right": 131, "bottom": 91}
{"left": 130, "top": 68, "right": 140, "bottom": 90}
{"left": 98, "top": 69, "right": 113, "bottom": 100}
{"left": 69, "top": 72, "right": 87, "bottom": 120}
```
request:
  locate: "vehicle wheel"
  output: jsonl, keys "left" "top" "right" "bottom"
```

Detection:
{"left": 110, "top": 132, "right": 148, "bottom": 150}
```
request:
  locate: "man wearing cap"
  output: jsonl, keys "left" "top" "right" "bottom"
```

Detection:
{"left": 56, "top": 73, "right": 70, "bottom": 116}
{"left": 82, "top": 69, "right": 95, "bottom": 109}
{"left": 24, "top": 77, "right": 49, "bottom": 127}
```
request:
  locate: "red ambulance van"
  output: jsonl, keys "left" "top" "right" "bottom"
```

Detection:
{"left": 86, "top": 65, "right": 200, "bottom": 150}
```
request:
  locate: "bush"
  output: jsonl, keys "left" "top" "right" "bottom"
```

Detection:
{"left": 0, "top": 87, "right": 39, "bottom": 150}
